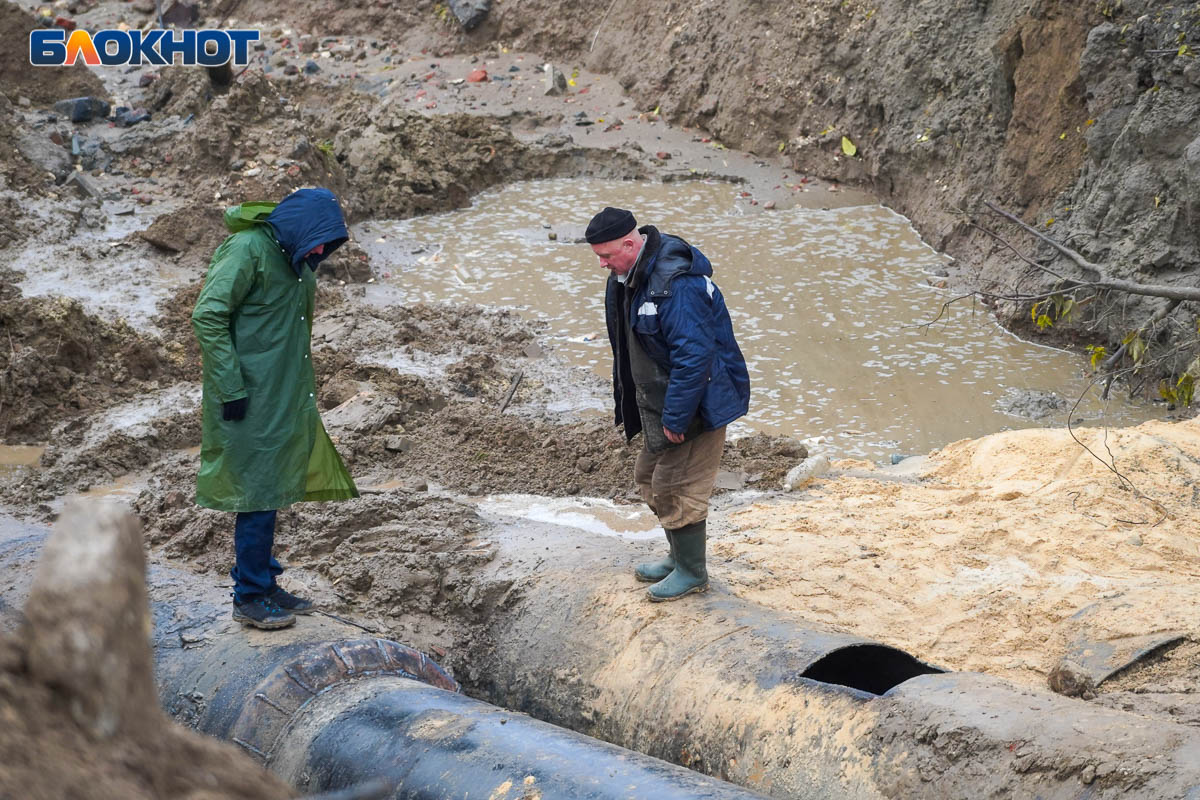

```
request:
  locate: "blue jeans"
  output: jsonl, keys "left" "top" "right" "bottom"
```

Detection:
{"left": 231, "top": 510, "right": 283, "bottom": 603}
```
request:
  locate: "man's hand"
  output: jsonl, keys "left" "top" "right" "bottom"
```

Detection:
{"left": 663, "top": 425, "right": 685, "bottom": 445}
{"left": 223, "top": 396, "right": 248, "bottom": 421}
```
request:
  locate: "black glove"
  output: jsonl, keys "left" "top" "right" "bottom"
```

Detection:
{"left": 222, "top": 396, "right": 248, "bottom": 421}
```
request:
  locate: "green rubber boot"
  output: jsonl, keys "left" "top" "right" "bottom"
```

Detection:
{"left": 634, "top": 530, "right": 676, "bottom": 583}
{"left": 647, "top": 520, "right": 708, "bottom": 602}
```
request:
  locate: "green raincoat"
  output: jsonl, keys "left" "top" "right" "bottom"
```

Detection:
{"left": 191, "top": 202, "right": 357, "bottom": 512}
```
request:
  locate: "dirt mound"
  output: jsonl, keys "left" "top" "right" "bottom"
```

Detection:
{"left": 323, "top": 95, "right": 643, "bottom": 219}
{"left": 302, "top": 301, "right": 804, "bottom": 497}
{"left": 0, "top": 3, "right": 107, "bottom": 106}
{"left": 115, "top": 66, "right": 640, "bottom": 279}
{"left": 721, "top": 416, "right": 1200, "bottom": 717}
{"left": 0, "top": 636, "right": 290, "bottom": 800}
{"left": 0, "top": 503, "right": 290, "bottom": 800}
{"left": 0, "top": 280, "right": 187, "bottom": 442}
{"left": 137, "top": 205, "right": 228, "bottom": 265}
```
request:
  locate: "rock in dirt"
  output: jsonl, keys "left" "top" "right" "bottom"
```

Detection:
{"left": 1048, "top": 659, "right": 1097, "bottom": 699}
{"left": 24, "top": 503, "right": 156, "bottom": 740}
{"left": 449, "top": 0, "right": 490, "bottom": 30}
{"left": 113, "top": 107, "right": 151, "bottom": 127}
{"left": 15, "top": 131, "right": 71, "bottom": 180}
{"left": 324, "top": 392, "right": 403, "bottom": 435}
{"left": 160, "top": 1, "right": 199, "bottom": 26}
{"left": 53, "top": 96, "right": 110, "bottom": 124}
{"left": 384, "top": 435, "right": 414, "bottom": 453}
{"left": 63, "top": 170, "right": 102, "bottom": 200}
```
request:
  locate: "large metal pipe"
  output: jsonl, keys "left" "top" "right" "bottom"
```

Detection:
{"left": 0, "top": 517, "right": 771, "bottom": 800}
{"left": 10, "top": 509, "right": 1200, "bottom": 798}
{"left": 465, "top": 519, "right": 1200, "bottom": 799}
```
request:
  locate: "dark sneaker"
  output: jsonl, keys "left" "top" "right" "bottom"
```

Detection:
{"left": 232, "top": 596, "right": 296, "bottom": 630}
{"left": 268, "top": 585, "right": 316, "bottom": 615}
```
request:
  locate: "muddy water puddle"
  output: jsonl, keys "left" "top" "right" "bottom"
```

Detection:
{"left": 359, "top": 179, "right": 1160, "bottom": 460}
{"left": 0, "top": 446, "right": 45, "bottom": 481}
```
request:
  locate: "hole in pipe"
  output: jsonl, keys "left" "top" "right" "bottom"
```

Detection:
{"left": 800, "top": 644, "right": 944, "bottom": 695}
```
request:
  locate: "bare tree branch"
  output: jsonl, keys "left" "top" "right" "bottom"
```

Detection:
{"left": 983, "top": 201, "right": 1200, "bottom": 302}
{"left": 1064, "top": 374, "right": 1168, "bottom": 526}
{"left": 967, "top": 219, "right": 1077, "bottom": 284}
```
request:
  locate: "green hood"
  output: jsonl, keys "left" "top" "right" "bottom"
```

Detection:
{"left": 223, "top": 202, "right": 278, "bottom": 233}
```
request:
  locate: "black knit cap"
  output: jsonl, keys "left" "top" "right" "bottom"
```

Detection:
{"left": 585, "top": 207, "right": 637, "bottom": 244}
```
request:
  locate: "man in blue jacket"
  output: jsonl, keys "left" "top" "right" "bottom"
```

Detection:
{"left": 588, "top": 207, "right": 750, "bottom": 601}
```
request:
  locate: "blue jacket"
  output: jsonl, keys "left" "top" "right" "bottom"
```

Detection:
{"left": 605, "top": 226, "right": 750, "bottom": 444}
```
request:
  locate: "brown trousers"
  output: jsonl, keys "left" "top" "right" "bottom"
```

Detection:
{"left": 634, "top": 426, "right": 726, "bottom": 530}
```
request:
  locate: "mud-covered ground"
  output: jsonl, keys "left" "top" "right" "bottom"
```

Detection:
{"left": 3, "top": 0, "right": 1200, "bottom": 797}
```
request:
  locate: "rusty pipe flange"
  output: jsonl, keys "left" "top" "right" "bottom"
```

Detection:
{"left": 228, "top": 638, "right": 459, "bottom": 763}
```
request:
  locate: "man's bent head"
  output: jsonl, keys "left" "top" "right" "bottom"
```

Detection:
{"left": 586, "top": 207, "right": 641, "bottom": 276}
{"left": 266, "top": 188, "right": 349, "bottom": 274}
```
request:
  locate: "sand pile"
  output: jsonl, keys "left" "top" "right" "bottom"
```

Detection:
{"left": 721, "top": 417, "right": 1200, "bottom": 700}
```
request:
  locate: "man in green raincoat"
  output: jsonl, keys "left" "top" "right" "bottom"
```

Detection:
{"left": 192, "top": 187, "right": 358, "bottom": 630}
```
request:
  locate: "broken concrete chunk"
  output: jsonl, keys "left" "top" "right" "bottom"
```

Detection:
{"left": 448, "top": 0, "right": 489, "bottom": 30}
{"left": 543, "top": 64, "right": 568, "bottom": 96}
{"left": 63, "top": 170, "right": 101, "bottom": 199}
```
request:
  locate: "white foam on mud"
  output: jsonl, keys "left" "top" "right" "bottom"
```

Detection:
{"left": 6, "top": 200, "right": 196, "bottom": 333}
{"left": 477, "top": 494, "right": 662, "bottom": 540}
{"left": 365, "top": 348, "right": 459, "bottom": 379}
